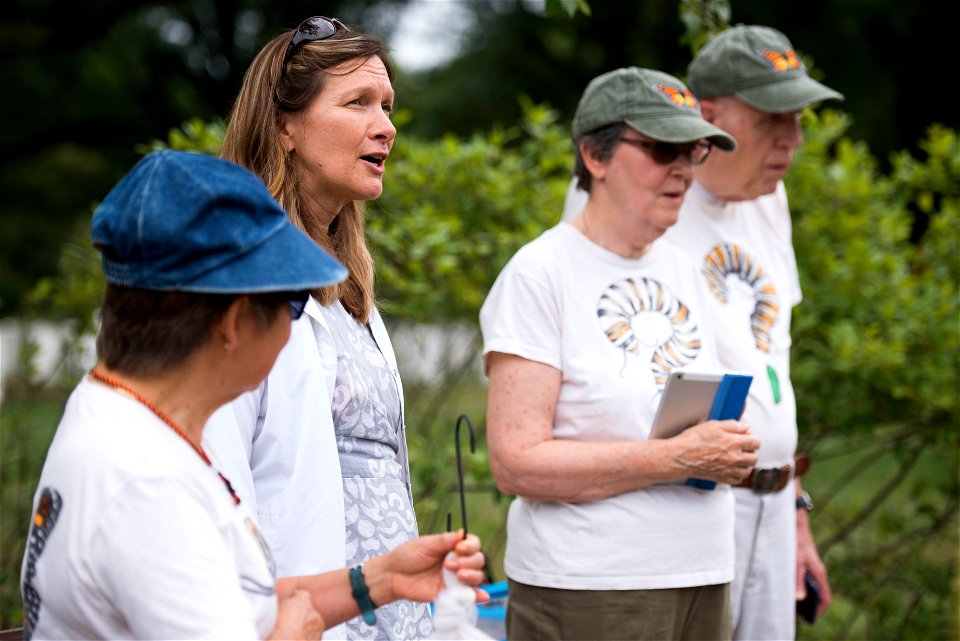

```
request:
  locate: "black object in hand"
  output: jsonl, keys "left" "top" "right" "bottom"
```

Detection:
{"left": 796, "top": 572, "right": 821, "bottom": 624}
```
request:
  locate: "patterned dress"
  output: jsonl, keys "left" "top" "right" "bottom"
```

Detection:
{"left": 321, "top": 302, "right": 432, "bottom": 640}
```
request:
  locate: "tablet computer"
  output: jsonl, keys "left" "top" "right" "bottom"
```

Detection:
{"left": 649, "top": 371, "right": 723, "bottom": 439}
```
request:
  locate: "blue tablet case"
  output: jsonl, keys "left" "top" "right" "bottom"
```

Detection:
{"left": 685, "top": 373, "right": 753, "bottom": 490}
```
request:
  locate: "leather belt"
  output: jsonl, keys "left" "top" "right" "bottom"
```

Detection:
{"left": 734, "top": 454, "right": 810, "bottom": 494}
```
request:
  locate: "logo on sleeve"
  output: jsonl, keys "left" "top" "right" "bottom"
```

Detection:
{"left": 239, "top": 517, "right": 277, "bottom": 596}
{"left": 22, "top": 487, "right": 63, "bottom": 641}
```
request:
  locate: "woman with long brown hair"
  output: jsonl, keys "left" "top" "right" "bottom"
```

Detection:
{"left": 205, "top": 17, "right": 432, "bottom": 639}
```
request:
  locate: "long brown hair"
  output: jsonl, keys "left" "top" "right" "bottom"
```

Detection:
{"left": 221, "top": 25, "right": 394, "bottom": 322}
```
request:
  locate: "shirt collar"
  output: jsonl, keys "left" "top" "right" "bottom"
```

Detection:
{"left": 691, "top": 180, "right": 727, "bottom": 206}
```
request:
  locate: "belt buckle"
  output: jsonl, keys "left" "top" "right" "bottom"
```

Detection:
{"left": 751, "top": 467, "right": 783, "bottom": 494}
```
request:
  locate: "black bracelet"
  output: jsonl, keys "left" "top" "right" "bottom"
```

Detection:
{"left": 349, "top": 565, "right": 377, "bottom": 626}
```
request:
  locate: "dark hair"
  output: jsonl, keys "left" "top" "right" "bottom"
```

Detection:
{"left": 573, "top": 123, "right": 626, "bottom": 192}
{"left": 96, "top": 285, "right": 286, "bottom": 376}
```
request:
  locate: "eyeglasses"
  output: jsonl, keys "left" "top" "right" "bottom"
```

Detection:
{"left": 258, "top": 290, "right": 311, "bottom": 320}
{"left": 286, "top": 291, "right": 310, "bottom": 320}
{"left": 283, "top": 16, "right": 346, "bottom": 68}
{"left": 619, "top": 138, "right": 713, "bottom": 166}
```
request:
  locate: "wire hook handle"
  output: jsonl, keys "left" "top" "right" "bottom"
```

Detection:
{"left": 451, "top": 413, "right": 476, "bottom": 537}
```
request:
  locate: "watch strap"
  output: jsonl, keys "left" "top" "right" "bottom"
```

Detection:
{"left": 349, "top": 565, "right": 378, "bottom": 626}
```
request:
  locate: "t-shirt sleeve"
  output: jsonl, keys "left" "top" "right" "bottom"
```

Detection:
{"left": 480, "top": 252, "right": 563, "bottom": 371}
{"left": 92, "top": 477, "right": 265, "bottom": 639}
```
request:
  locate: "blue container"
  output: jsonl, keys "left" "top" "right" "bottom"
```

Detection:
{"left": 475, "top": 581, "right": 508, "bottom": 641}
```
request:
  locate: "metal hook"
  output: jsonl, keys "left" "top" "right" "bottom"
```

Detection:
{"left": 449, "top": 413, "right": 476, "bottom": 537}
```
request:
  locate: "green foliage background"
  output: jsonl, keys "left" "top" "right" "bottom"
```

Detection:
{"left": 2, "top": 3, "right": 958, "bottom": 637}
{"left": 788, "top": 114, "right": 959, "bottom": 639}
{"left": 3, "top": 104, "right": 956, "bottom": 639}
{"left": 3, "top": 0, "right": 954, "bottom": 316}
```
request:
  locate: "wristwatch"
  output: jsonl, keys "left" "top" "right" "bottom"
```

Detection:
{"left": 796, "top": 490, "right": 814, "bottom": 512}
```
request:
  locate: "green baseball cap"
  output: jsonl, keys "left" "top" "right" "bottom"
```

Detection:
{"left": 687, "top": 25, "right": 844, "bottom": 113}
{"left": 572, "top": 67, "right": 737, "bottom": 151}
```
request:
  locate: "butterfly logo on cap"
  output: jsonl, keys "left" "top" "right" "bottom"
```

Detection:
{"left": 759, "top": 49, "right": 801, "bottom": 72}
{"left": 655, "top": 84, "right": 699, "bottom": 109}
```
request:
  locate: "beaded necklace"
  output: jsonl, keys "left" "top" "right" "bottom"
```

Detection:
{"left": 88, "top": 368, "right": 241, "bottom": 506}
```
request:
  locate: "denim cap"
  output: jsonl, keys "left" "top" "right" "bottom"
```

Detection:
{"left": 687, "top": 25, "right": 844, "bottom": 113}
{"left": 572, "top": 67, "right": 736, "bottom": 151}
{"left": 91, "top": 150, "right": 348, "bottom": 293}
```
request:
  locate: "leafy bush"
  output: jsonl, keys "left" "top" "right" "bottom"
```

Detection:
{"left": 2, "top": 107, "right": 956, "bottom": 638}
{"left": 788, "top": 112, "right": 959, "bottom": 639}
{"left": 370, "top": 97, "right": 572, "bottom": 323}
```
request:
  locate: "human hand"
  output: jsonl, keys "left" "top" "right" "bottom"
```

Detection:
{"left": 269, "top": 587, "right": 325, "bottom": 640}
{"left": 671, "top": 420, "right": 759, "bottom": 484}
{"left": 796, "top": 509, "right": 832, "bottom": 618}
{"left": 364, "top": 531, "right": 489, "bottom": 606}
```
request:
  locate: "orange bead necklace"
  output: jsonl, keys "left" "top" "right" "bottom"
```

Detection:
{"left": 88, "top": 368, "right": 240, "bottom": 505}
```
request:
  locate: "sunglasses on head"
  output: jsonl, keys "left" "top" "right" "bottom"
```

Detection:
{"left": 283, "top": 16, "right": 347, "bottom": 68}
{"left": 619, "top": 137, "right": 713, "bottom": 166}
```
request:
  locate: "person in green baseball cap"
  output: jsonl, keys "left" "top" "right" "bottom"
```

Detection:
{"left": 480, "top": 66, "right": 761, "bottom": 641}
{"left": 662, "top": 24, "right": 842, "bottom": 640}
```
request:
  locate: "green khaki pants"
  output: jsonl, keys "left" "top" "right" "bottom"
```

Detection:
{"left": 506, "top": 578, "right": 732, "bottom": 641}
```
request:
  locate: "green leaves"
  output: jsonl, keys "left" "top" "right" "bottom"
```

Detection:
{"left": 13, "top": 103, "right": 958, "bottom": 639}
{"left": 789, "top": 110, "right": 956, "bottom": 436}
{"left": 788, "top": 114, "right": 958, "bottom": 639}
{"left": 544, "top": 0, "right": 592, "bottom": 19}
{"left": 678, "top": 0, "right": 731, "bottom": 55}
{"left": 369, "top": 100, "right": 573, "bottom": 322}
{"left": 138, "top": 117, "right": 226, "bottom": 155}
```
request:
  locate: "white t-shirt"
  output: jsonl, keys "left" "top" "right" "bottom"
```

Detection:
{"left": 663, "top": 182, "right": 802, "bottom": 467}
{"left": 479, "top": 223, "right": 735, "bottom": 590}
{"left": 21, "top": 378, "right": 277, "bottom": 640}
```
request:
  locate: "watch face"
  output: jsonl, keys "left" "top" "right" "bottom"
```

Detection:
{"left": 796, "top": 491, "right": 813, "bottom": 511}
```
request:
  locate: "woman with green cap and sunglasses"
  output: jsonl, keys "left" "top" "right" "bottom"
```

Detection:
{"left": 479, "top": 68, "right": 760, "bottom": 641}
{"left": 19, "top": 151, "right": 487, "bottom": 640}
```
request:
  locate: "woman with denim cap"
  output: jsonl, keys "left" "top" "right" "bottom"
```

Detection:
{"left": 20, "top": 151, "right": 487, "bottom": 640}
{"left": 479, "top": 68, "right": 760, "bottom": 641}
{"left": 202, "top": 17, "right": 432, "bottom": 640}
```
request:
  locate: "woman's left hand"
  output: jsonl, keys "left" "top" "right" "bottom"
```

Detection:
{"left": 364, "top": 530, "right": 489, "bottom": 605}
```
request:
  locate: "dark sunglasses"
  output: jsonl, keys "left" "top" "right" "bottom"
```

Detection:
{"left": 283, "top": 16, "right": 347, "bottom": 68}
{"left": 258, "top": 290, "right": 311, "bottom": 320}
{"left": 286, "top": 291, "right": 310, "bottom": 320}
{"left": 619, "top": 138, "right": 713, "bottom": 166}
